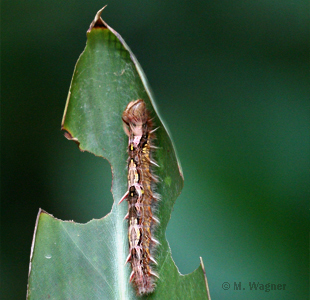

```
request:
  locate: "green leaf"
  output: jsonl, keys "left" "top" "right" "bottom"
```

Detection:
{"left": 27, "top": 7, "right": 210, "bottom": 300}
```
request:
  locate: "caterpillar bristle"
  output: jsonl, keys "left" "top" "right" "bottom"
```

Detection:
{"left": 152, "top": 192, "right": 161, "bottom": 201}
{"left": 149, "top": 173, "right": 159, "bottom": 182}
{"left": 129, "top": 271, "right": 135, "bottom": 282}
{"left": 150, "top": 270, "right": 160, "bottom": 279}
{"left": 150, "top": 159, "right": 160, "bottom": 167}
{"left": 149, "top": 256, "right": 158, "bottom": 265}
{"left": 152, "top": 216, "right": 160, "bottom": 224}
{"left": 149, "top": 145, "right": 160, "bottom": 150}
{"left": 125, "top": 253, "right": 131, "bottom": 264}
{"left": 119, "top": 191, "right": 129, "bottom": 204}
{"left": 149, "top": 126, "right": 160, "bottom": 134}
{"left": 151, "top": 237, "right": 160, "bottom": 245}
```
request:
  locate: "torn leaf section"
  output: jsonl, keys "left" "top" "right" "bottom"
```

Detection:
{"left": 63, "top": 131, "right": 80, "bottom": 147}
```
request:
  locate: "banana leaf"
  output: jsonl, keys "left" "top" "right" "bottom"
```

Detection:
{"left": 27, "top": 7, "right": 211, "bottom": 300}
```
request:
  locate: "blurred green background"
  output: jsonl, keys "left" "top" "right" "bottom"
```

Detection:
{"left": 1, "top": 1, "right": 309, "bottom": 299}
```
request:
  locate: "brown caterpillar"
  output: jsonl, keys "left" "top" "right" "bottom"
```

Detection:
{"left": 119, "top": 99, "right": 160, "bottom": 295}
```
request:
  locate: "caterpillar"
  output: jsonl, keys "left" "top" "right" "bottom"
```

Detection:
{"left": 119, "top": 99, "right": 160, "bottom": 295}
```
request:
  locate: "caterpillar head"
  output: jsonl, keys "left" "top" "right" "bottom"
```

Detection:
{"left": 122, "top": 99, "right": 148, "bottom": 137}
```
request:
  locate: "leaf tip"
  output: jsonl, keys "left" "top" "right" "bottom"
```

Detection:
{"left": 88, "top": 5, "right": 108, "bottom": 33}
{"left": 200, "top": 257, "right": 212, "bottom": 300}
{"left": 27, "top": 208, "right": 45, "bottom": 288}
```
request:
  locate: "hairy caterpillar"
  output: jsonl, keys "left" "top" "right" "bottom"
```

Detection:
{"left": 119, "top": 99, "right": 160, "bottom": 295}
